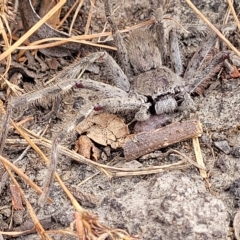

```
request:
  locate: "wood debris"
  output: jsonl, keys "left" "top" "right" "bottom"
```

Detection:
{"left": 124, "top": 119, "right": 203, "bottom": 161}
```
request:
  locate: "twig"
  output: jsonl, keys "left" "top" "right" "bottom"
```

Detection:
{"left": 124, "top": 119, "right": 203, "bottom": 161}
{"left": 57, "top": 0, "right": 80, "bottom": 29}
{"left": 5, "top": 131, "right": 205, "bottom": 175}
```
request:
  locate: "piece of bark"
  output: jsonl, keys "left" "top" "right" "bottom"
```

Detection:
{"left": 39, "top": 0, "right": 61, "bottom": 28}
{"left": 124, "top": 119, "right": 203, "bottom": 161}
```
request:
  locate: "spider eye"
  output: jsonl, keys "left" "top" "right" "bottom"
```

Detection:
{"left": 75, "top": 82, "right": 84, "bottom": 88}
{"left": 94, "top": 104, "right": 103, "bottom": 111}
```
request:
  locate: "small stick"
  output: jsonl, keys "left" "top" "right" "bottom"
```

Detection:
{"left": 124, "top": 119, "right": 202, "bottom": 161}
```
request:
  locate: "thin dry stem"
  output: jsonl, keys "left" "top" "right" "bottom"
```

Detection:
{"left": 69, "top": 0, "right": 84, "bottom": 35}
{"left": 6, "top": 129, "right": 205, "bottom": 176}
{"left": 57, "top": 0, "right": 80, "bottom": 29}
{"left": 16, "top": 18, "right": 155, "bottom": 53}
{"left": 223, "top": 0, "right": 233, "bottom": 23}
{"left": 84, "top": 0, "right": 96, "bottom": 35}
{"left": 192, "top": 137, "right": 207, "bottom": 178}
{"left": 226, "top": 0, "right": 240, "bottom": 32}
{"left": 0, "top": 17, "right": 11, "bottom": 80}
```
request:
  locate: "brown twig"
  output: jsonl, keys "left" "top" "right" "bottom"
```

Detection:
{"left": 124, "top": 119, "right": 203, "bottom": 161}
{"left": 5, "top": 126, "right": 206, "bottom": 175}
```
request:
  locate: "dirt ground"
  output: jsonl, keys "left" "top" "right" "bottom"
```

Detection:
{"left": 1, "top": 0, "right": 240, "bottom": 239}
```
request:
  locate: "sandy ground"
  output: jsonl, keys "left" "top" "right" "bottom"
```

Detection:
{"left": 0, "top": 0, "right": 240, "bottom": 239}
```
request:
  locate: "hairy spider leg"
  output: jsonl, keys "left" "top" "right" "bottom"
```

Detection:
{"left": 104, "top": 0, "right": 131, "bottom": 76}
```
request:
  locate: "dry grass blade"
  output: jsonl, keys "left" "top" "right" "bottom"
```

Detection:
{"left": 57, "top": 0, "right": 80, "bottom": 29}
{"left": 84, "top": 0, "right": 96, "bottom": 35}
{"left": 192, "top": 137, "right": 207, "bottom": 179}
{"left": 0, "top": 18, "right": 11, "bottom": 78}
{"left": 69, "top": 0, "right": 84, "bottom": 35}
{"left": 185, "top": 0, "right": 240, "bottom": 58}
{"left": 0, "top": 1, "right": 12, "bottom": 88}
{"left": 226, "top": 0, "right": 240, "bottom": 32}
{"left": 0, "top": 0, "right": 67, "bottom": 62}
{"left": 16, "top": 37, "right": 117, "bottom": 52}
{"left": 16, "top": 18, "right": 155, "bottom": 53}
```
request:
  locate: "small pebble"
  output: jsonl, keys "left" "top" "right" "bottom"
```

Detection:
{"left": 214, "top": 140, "right": 231, "bottom": 154}
{"left": 232, "top": 147, "right": 240, "bottom": 158}
{"left": 228, "top": 179, "right": 240, "bottom": 200}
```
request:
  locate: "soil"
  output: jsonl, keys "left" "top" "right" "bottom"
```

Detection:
{"left": 1, "top": 0, "right": 240, "bottom": 239}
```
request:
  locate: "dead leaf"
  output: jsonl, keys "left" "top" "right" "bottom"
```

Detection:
{"left": 75, "top": 135, "right": 101, "bottom": 161}
{"left": 76, "top": 113, "right": 129, "bottom": 149}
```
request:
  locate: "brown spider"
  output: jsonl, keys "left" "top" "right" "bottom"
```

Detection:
{"left": 0, "top": 0, "right": 230, "bottom": 206}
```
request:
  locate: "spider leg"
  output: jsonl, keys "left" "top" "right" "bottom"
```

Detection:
{"left": 169, "top": 29, "right": 183, "bottom": 76}
{"left": 38, "top": 95, "right": 151, "bottom": 206}
{"left": 104, "top": 0, "right": 131, "bottom": 76}
{"left": 93, "top": 97, "right": 151, "bottom": 121}
{"left": 186, "top": 50, "right": 230, "bottom": 94}
{"left": 60, "top": 51, "right": 130, "bottom": 92}
{"left": 155, "top": 6, "right": 167, "bottom": 65}
{"left": 92, "top": 52, "right": 130, "bottom": 91}
{"left": 38, "top": 103, "right": 93, "bottom": 207}
{"left": 183, "top": 33, "right": 218, "bottom": 82}
{"left": 0, "top": 75, "right": 128, "bottom": 150}
{"left": 155, "top": 5, "right": 183, "bottom": 74}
